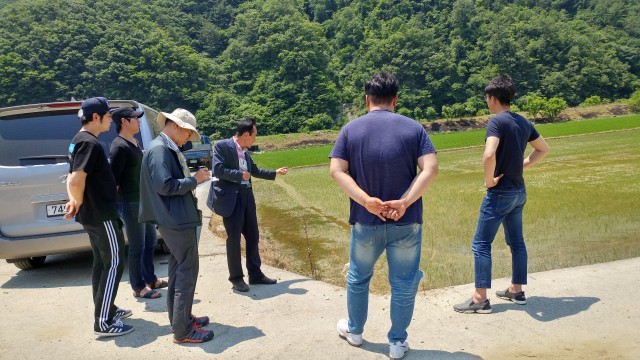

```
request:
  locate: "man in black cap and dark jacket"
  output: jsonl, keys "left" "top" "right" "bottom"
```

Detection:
{"left": 110, "top": 107, "right": 166, "bottom": 300}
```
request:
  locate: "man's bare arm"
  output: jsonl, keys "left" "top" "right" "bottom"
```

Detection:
{"left": 523, "top": 136, "right": 550, "bottom": 169}
{"left": 483, "top": 136, "right": 503, "bottom": 188}
{"left": 64, "top": 170, "right": 87, "bottom": 219}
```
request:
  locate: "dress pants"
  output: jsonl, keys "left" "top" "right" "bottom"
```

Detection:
{"left": 83, "top": 218, "right": 125, "bottom": 331}
{"left": 222, "top": 187, "right": 264, "bottom": 282}
{"left": 158, "top": 226, "right": 199, "bottom": 340}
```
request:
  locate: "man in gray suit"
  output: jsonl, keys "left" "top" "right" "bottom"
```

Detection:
{"left": 207, "top": 118, "right": 288, "bottom": 292}
{"left": 139, "top": 108, "right": 213, "bottom": 344}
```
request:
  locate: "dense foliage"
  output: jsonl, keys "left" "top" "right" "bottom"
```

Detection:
{"left": 1, "top": 0, "right": 639, "bottom": 138}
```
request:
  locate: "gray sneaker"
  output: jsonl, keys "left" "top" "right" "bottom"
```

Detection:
{"left": 453, "top": 298, "right": 492, "bottom": 314}
{"left": 496, "top": 288, "right": 527, "bottom": 305}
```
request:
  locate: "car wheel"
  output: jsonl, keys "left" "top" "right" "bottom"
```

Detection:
{"left": 11, "top": 256, "right": 46, "bottom": 270}
{"left": 159, "top": 239, "right": 171, "bottom": 254}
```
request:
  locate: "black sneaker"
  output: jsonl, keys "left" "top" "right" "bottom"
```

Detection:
{"left": 114, "top": 307, "right": 132, "bottom": 319}
{"left": 453, "top": 298, "right": 492, "bottom": 314}
{"left": 94, "top": 319, "right": 134, "bottom": 337}
{"left": 496, "top": 288, "right": 527, "bottom": 304}
{"left": 174, "top": 328, "right": 214, "bottom": 344}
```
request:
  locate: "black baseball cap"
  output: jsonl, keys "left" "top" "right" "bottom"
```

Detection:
{"left": 111, "top": 107, "right": 144, "bottom": 123}
{"left": 78, "top": 97, "right": 110, "bottom": 120}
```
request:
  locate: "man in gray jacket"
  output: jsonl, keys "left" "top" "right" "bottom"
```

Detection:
{"left": 139, "top": 108, "right": 213, "bottom": 344}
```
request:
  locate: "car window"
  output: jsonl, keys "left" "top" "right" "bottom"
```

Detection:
{"left": 0, "top": 110, "right": 132, "bottom": 166}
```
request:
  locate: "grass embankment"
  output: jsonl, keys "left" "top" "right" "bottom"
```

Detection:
{"left": 252, "top": 114, "right": 640, "bottom": 169}
{"left": 208, "top": 116, "right": 640, "bottom": 294}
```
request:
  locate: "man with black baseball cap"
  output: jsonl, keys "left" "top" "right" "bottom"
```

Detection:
{"left": 110, "top": 107, "right": 167, "bottom": 300}
{"left": 65, "top": 97, "right": 134, "bottom": 337}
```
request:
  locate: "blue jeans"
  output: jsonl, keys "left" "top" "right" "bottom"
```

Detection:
{"left": 346, "top": 222, "right": 423, "bottom": 343}
{"left": 119, "top": 201, "right": 158, "bottom": 291}
{"left": 471, "top": 188, "right": 528, "bottom": 289}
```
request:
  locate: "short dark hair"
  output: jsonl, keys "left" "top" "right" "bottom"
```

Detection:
{"left": 114, "top": 114, "right": 131, "bottom": 133}
{"left": 365, "top": 71, "right": 399, "bottom": 105}
{"left": 80, "top": 112, "right": 107, "bottom": 126}
{"left": 485, "top": 74, "right": 515, "bottom": 105}
{"left": 236, "top": 118, "right": 256, "bottom": 136}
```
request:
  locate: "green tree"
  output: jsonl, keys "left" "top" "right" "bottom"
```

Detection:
{"left": 541, "top": 97, "right": 568, "bottom": 119}
{"left": 628, "top": 90, "right": 640, "bottom": 113}
{"left": 580, "top": 95, "right": 604, "bottom": 107}
{"left": 441, "top": 105, "right": 453, "bottom": 121}
{"left": 522, "top": 95, "right": 547, "bottom": 119}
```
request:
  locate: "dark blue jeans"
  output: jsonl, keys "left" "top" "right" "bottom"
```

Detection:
{"left": 119, "top": 201, "right": 158, "bottom": 291}
{"left": 471, "top": 188, "right": 528, "bottom": 289}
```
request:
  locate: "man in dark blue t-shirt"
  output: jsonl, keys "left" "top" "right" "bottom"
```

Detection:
{"left": 454, "top": 75, "right": 550, "bottom": 315}
{"left": 330, "top": 71, "right": 438, "bottom": 359}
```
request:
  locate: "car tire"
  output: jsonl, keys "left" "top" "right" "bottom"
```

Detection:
{"left": 159, "top": 239, "right": 171, "bottom": 254}
{"left": 12, "top": 256, "right": 46, "bottom": 270}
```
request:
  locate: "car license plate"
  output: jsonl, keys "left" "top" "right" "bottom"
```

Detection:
{"left": 46, "top": 204, "right": 66, "bottom": 217}
{"left": 189, "top": 159, "right": 197, "bottom": 164}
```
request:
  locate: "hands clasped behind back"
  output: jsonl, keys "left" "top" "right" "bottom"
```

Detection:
{"left": 362, "top": 196, "right": 407, "bottom": 222}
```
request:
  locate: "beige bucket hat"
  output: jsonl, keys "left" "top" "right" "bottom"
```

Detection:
{"left": 157, "top": 108, "right": 201, "bottom": 142}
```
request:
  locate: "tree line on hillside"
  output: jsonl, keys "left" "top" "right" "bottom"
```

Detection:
{"left": 0, "top": 0, "right": 639, "bottom": 139}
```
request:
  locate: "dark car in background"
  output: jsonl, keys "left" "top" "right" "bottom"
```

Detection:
{"left": 183, "top": 134, "right": 213, "bottom": 170}
{"left": 0, "top": 100, "right": 169, "bottom": 269}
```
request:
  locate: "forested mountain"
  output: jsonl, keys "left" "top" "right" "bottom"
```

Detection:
{"left": 1, "top": 0, "right": 639, "bottom": 138}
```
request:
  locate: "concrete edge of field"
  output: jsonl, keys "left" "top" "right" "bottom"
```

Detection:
{"left": 0, "top": 185, "right": 637, "bottom": 359}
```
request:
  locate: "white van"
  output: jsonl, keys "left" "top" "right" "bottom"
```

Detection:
{"left": 0, "top": 100, "right": 167, "bottom": 269}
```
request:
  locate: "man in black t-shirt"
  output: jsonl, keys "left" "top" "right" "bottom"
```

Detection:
{"left": 64, "top": 97, "right": 134, "bottom": 337}
{"left": 454, "top": 75, "right": 550, "bottom": 315}
{"left": 110, "top": 107, "right": 165, "bottom": 300}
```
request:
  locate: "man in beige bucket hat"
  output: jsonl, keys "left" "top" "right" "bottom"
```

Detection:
{"left": 139, "top": 108, "right": 214, "bottom": 344}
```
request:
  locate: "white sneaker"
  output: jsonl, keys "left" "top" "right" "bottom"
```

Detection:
{"left": 336, "top": 319, "right": 363, "bottom": 346}
{"left": 389, "top": 340, "right": 409, "bottom": 359}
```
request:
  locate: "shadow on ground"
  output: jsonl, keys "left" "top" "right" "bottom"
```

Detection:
{"left": 491, "top": 296, "right": 600, "bottom": 321}
{"left": 359, "top": 340, "right": 483, "bottom": 359}
{"left": 231, "top": 278, "right": 310, "bottom": 300}
{"left": 1, "top": 250, "right": 169, "bottom": 289}
{"left": 102, "top": 320, "right": 264, "bottom": 354}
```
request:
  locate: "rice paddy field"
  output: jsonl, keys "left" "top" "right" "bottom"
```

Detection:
{"left": 225, "top": 116, "right": 640, "bottom": 294}
{"left": 251, "top": 114, "right": 640, "bottom": 169}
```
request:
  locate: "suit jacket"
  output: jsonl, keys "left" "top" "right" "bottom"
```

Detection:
{"left": 139, "top": 135, "right": 201, "bottom": 228}
{"left": 207, "top": 138, "right": 276, "bottom": 217}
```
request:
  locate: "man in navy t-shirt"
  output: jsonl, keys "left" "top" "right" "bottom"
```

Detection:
{"left": 454, "top": 75, "right": 550, "bottom": 314}
{"left": 330, "top": 71, "right": 438, "bottom": 359}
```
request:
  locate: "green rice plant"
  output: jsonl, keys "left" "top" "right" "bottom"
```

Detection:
{"left": 251, "top": 129, "right": 640, "bottom": 293}
{"left": 252, "top": 115, "right": 640, "bottom": 169}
